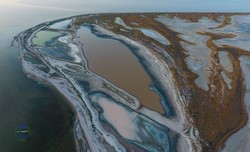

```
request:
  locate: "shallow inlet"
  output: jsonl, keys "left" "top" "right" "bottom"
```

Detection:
{"left": 77, "top": 25, "right": 164, "bottom": 114}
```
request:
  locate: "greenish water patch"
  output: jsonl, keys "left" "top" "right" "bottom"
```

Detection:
{"left": 34, "top": 31, "right": 75, "bottom": 62}
{"left": 32, "top": 30, "right": 62, "bottom": 47}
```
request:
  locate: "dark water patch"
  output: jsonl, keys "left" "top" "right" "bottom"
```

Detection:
{"left": 35, "top": 65, "right": 50, "bottom": 73}
{"left": 26, "top": 89, "right": 76, "bottom": 152}
{"left": 168, "top": 131, "right": 179, "bottom": 152}
{"left": 77, "top": 80, "right": 91, "bottom": 92}
{"left": 151, "top": 81, "right": 175, "bottom": 117}
{"left": 23, "top": 52, "right": 43, "bottom": 65}
{"left": 0, "top": 47, "right": 75, "bottom": 152}
{"left": 33, "top": 32, "right": 75, "bottom": 62}
{"left": 37, "top": 47, "right": 74, "bottom": 61}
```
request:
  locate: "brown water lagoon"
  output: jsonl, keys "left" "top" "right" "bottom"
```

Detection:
{"left": 77, "top": 26, "right": 164, "bottom": 114}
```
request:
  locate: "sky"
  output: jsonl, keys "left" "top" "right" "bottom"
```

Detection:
{"left": 1, "top": 0, "right": 250, "bottom": 12}
{"left": 0, "top": 0, "right": 249, "bottom": 45}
